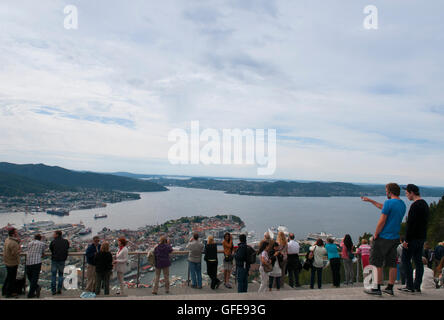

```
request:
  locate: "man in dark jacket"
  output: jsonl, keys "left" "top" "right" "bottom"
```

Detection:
{"left": 85, "top": 236, "right": 101, "bottom": 292}
{"left": 49, "top": 230, "right": 70, "bottom": 295}
{"left": 399, "top": 184, "right": 429, "bottom": 294}
{"left": 234, "top": 234, "right": 250, "bottom": 293}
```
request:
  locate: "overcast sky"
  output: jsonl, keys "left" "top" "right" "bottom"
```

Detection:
{"left": 0, "top": 0, "right": 443, "bottom": 186}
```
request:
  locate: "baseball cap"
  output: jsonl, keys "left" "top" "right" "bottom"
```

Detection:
{"left": 402, "top": 184, "right": 420, "bottom": 195}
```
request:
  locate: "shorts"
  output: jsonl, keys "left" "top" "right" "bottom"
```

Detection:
{"left": 223, "top": 260, "right": 233, "bottom": 270}
{"left": 369, "top": 237, "right": 399, "bottom": 268}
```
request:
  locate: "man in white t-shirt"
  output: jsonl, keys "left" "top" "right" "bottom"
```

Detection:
{"left": 287, "top": 233, "right": 301, "bottom": 288}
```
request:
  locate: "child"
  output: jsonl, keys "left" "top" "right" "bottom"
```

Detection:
{"left": 357, "top": 239, "right": 371, "bottom": 270}
{"left": 268, "top": 242, "right": 283, "bottom": 291}
{"left": 395, "top": 237, "right": 406, "bottom": 285}
{"left": 95, "top": 242, "right": 113, "bottom": 295}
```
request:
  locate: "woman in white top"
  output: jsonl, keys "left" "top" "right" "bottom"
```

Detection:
{"left": 113, "top": 237, "right": 128, "bottom": 295}
{"left": 309, "top": 238, "right": 327, "bottom": 289}
{"left": 258, "top": 240, "right": 272, "bottom": 293}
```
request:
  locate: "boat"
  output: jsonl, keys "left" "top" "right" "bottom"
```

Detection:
{"left": 267, "top": 226, "right": 289, "bottom": 239}
{"left": 142, "top": 265, "right": 155, "bottom": 272}
{"left": 24, "top": 220, "right": 55, "bottom": 230}
{"left": 46, "top": 209, "right": 69, "bottom": 216}
{"left": 94, "top": 213, "right": 108, "bottom": 219}
{"left": 306, "top": 232, "right": 335, "bottom": 242}
{"left": 78, "top": 227, "right": 92, "bottom": 235}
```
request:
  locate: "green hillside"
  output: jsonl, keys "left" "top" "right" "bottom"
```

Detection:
{"left": 0, "top": 171, "right": 71, "bottom": 196}
{"left": 0, "top": 162, "right": 168, "bottom": 193}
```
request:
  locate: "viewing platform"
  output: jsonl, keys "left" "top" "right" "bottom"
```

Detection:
{"left": 8, "top": 283, "right": 444, "bottom": 300}
{"left": 2, "top": 251, "right": 443, "bottom": 301}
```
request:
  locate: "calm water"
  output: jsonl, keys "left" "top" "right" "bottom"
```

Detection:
{"left": 0, "top": 187, "right": 440, "bottom": 243}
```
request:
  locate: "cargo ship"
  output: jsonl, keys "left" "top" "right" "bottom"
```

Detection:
{"left": 46, "top": 209, "right": 70, "bottom": 216}
{"left": 94, "top": 213, "right": 108, "bottom": 219}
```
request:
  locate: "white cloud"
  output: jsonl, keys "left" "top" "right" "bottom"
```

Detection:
{"left": 0, "top": 0, "right": 443, "bottom": 185}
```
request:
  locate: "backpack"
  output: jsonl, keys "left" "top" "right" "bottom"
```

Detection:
{"left": 303, "top": 248, "right": 315, "bottom": 270}
{"left": 246, "top": 245, "right": 257, "bottom": 264}
{"left": 147, "top": 249, "right": 156, "bottom": 266}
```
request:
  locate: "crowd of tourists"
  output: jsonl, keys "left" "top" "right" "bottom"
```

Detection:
{"left": 2, "top": 183, "right": 444, "bottom": 298}
{"left": 1, "top": 230, "right": 129, "bottom": 298}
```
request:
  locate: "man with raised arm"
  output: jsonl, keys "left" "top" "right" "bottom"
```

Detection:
{"left": 361, "top": 183, "right": 406, "bottom": 296}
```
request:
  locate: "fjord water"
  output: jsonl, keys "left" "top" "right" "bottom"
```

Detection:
{"left": 0, "top": 187, "right": 440, "bottom": 242}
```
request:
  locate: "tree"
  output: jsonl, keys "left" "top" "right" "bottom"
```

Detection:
{"left": 427, "top": 196, "right": 444, "bottom": 247}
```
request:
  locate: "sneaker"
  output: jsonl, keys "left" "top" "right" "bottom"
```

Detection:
{"left": 382, "top": 287, "right": 394, "bottom": 296}
{"left": 364, "top": 288, "right": 382, "bottom": 296}
{"left": 398, "top": 287, "right": 415, "bottom": 294}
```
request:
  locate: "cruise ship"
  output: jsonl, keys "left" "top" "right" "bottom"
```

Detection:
{"left": 267, "top": 226, "right": 289, "bottom": 239}
{"left": 306, "top": 232, "right": 337, "bottom": 242}
{"left": 23, "top": 220, "right": 55, "bottom": 230}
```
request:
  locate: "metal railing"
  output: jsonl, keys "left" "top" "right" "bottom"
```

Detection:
{"left": 0, "top": 250, "right": 227, "bottom": 292}
{"left": 1, "top": 250, "right": 364, "bottom": 293}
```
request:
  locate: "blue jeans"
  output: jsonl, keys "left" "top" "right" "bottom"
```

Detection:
{"left": 396, "top": 263, "right": 406, "bottom": 284}
{"left": 51, "top": 261, "right": 65, "bottom": 293}
{"left": 237, "top": 266, "right": 248, "bottom": 293}
{"left": 310, "top": 266, "right": 323, "bottom": 289}
{"left": 402, "top": 239, "right": 425, "bottom": 290}
{"left": 189, "top": 261, "right": 202, "bottom": 287}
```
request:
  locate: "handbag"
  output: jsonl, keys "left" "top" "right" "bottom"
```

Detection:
{"left": 224, "top": 254, "right": 233, "bottom": 262}
{"left": 348, "top": 249, "right": 355, "bottom": 260}
{"left": 263, "top": 261, "right": 273, "bottom": 273}
{"left": 303, "top": 249, "right": 315, "bottom": 270}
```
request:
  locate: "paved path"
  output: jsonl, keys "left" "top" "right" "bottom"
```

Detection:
{"left": 9, "top": 282, "right": 443, "bottom": 300}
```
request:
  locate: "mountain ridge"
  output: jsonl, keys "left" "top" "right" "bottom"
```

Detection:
{"left": 0, "top": 162, "right": 168, "bottom": 195}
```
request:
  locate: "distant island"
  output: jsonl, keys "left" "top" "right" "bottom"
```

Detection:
{"left": 147, "top": 177, "right": 444, "bottom": 198}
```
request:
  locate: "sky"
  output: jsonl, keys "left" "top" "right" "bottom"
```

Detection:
{"left": 0, "top": 0, "right": 443, "bottom": 186}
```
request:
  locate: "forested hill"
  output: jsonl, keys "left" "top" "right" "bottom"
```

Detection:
{"left": 427, "top": 196, "right": 444, "bottom": 246}
{"left": 152, "top": 177, "right": 444, "bottom": 197}
{"left": 0, "top": 162, "right": 168, "bottom": 195}
{"left": 0, "top": 171, "right": 73, "bottom": 196}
